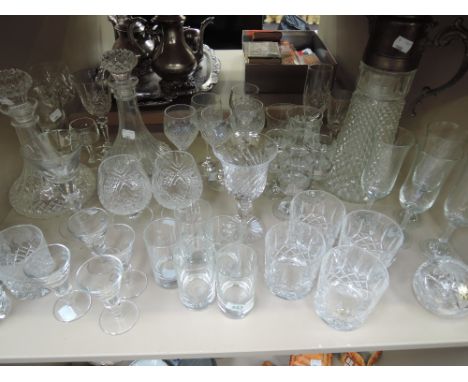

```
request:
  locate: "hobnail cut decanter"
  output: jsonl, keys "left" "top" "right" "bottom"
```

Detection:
{"left": 0, "top": 69, "right": 95, "bottom": 218}
{"left": 101, "top": 49, "right": 170, "bottom": 175}
{"left": 325, "top": 63, "right": 416, "bottom": 203}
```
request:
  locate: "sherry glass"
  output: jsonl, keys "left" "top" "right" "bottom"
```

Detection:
{"left": 200, "top": 104, "right": 233, "bottom": 191}
{"left": 314, "top": 245, "right": 389, "bottom": 331}
{"left": 23, "top": 243, "right": 91, "bottom": 323}
{"left": 69, "top": 117, "right": 100, "bottom": 165}
{"left": 420, "top": 158, "right": 468, "bottom": 258}
{"left": 290, "top": 190, "right": 346, "bottom": 251}
{"left": 303, "top": 63, "right": 334, "bottom": 113}
{"left": 361, "top": 127, "right": 415, "bottom": 208}
{"left": 231, "top": 96, "right": 265, "bottom": 135}
{"left": 98, "top": 154, "right": 153, "bottom": 227}
{"left": 100, "top": 223, "right": 147, "bottom": 299}
{"left": 213, "top": 132, "right": 278, "bottom": 242}
{"left": 190, "top": 92, "right": 222, "bottom": 183}
{"left": 339, "top": 210, "right": 404, "bottom": 268}
{"left": 76, "top": 255, "right": 139, "bottom": 336}
{"left": 273, "top": 146, "right": 312, "bottom": 220}
{"left": 229, "top": 82, "right": 260, "bottom": 109}
{"left": 152, "top": 150, "right": 203, "bottom": 211}
{"left": 73, "top": 68, "right": 112, "bottom": 152}
{"left": 413, "top": 255, "right": 468, "bottom": 318}
{"left": 163, "top": 104, "right": 198, "bottom": 151}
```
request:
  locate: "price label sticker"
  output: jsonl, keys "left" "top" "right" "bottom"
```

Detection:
{"left": 122, "top": 129, "right": 135, "bottom": 140}
{"left": 392, "top": 36, "right": 414, "bottom": 54}
{"left": 49, "top": 108, "right": 63, "bottom": 122}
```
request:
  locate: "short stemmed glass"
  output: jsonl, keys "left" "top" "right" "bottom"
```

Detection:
{"left": 73, "top": 68, "right": 112, "bottom": 152}
{"left": 76, "top": 255, "right": 139, "bottom": 336}
{"left": 98, "top": 154, "right": 153, "bottom": 227}
{"left": 152, "top": 150, "right": 203, "bottom": 212}
{"left": 361, "top": 127, "right": 415, "bottom": 208}
{"left": 190, "top": 92, "right": 222, "bottom": 181}
{"left": 273, "top": 146, "right": 312, "bottom": 220}
{"left": 100, "top": 223, "right": 147, "bottom": 299}
{"left": 213, "top": 132, "right": 278, "bottom": 242}
{"left": 163, "top": 104, "right": 198, "bottom": 151}
{"left": 229, "top": 82, "right": 260, "bottom": 109}
{"left": 421, "top": 158, "right": 468, "bottom": 258}
{"left": 231, "top": 96, "right": 265, "bottom": 135}
{"left": 69, "top": 117, "right": 100, "bottom": 165}
{"left": 23, "top": 243, "right": 92, "bottom": 323}
{"left": 200, "top": 104, "right": 233, "bottom": 190}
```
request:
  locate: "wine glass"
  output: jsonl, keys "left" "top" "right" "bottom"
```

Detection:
{"left": 286, "top": 105, "right": 322, "bottom": 145}
{"left": 213, "top": 132, "right": 278, "bottom": 242}
{"left": 361, "top": 127, "right": 415, "bottom": 208}
{"left": 420, "top": 157, "right": 468, "bottom": 258}
{"left": 76, "top": 255, "right": 139, "bottom": 335}
{"left": 231, "top": 96, "right": 265, "bottom": 135}
{"left": 23, "top": 243, "right": 92, "bottom": 323}
{"left": 163, "top": 104, "right": 198, "bottom": 151}
{"left": 100, "top": 223, "right": 147, "bottom": 299}
{"left": 73, "top": 68, "right": 112, "bottom": 152}
{"left": 229, "top": 82, "right": 260, "bottom": 109}
{"left": 69, "top": 117, "right": 100, "bottom": 165}
{"left": 191, "top": 92, "right": 222, "bottom": 181}
{"left": 200, "top": 105, "right": 233, "bottom": 191}
{"left": 303, "top": 63, "right": 334, "bottom": 113}
{"left": 151, "top": 150, "right": 203, "bottom": 211}
{"left": 98, "top": 154, "right": 153, "bottom": 228}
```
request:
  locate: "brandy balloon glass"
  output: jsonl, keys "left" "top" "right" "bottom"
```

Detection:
{"left": 214, "top": 132, "right": 277, "bottom": 242}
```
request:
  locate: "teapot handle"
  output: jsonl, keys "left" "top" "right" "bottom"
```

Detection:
{"left": 128, "top": 17, "right": 156, "bottom": 57}
{"left": 411, "top": 17, "right": 468, "bottom": 116}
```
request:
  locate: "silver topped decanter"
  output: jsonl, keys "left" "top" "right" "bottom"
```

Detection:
{"left": 101, "top": 49, "right": 170, "bottom": 175}
{"left": 0, "top": 69, "right": 95, "bottom": 218}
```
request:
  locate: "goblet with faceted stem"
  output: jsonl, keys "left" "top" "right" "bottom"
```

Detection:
{"left": 23, "top": 243, "right": 91, "bottom": 323}
{"left": 76, "top": 255, "right": 139, "bottom": 336}
{"left": 213, "top": 132, "right": 277, "bottom": 243}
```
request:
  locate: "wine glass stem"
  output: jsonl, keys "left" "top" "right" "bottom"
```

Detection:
{"left": 54, "top": 280, "right": 72, "bottom": 297}
{"left": 85, "top": 145, "right": 97, "bottom": 164}
{"left": 365, "top": 198, "right": 375, "bottom": 208}
{"left": 237, "top": 198, "right": 253, "bottom": 224}
{"left": 97, "top": 116, "right": 111, "bottom": 146}
{"left": 438, "top": 223, "right": 456, "bottom": 244}
{"left": 205, "top": 141, "right": 212, "bottom": 161}
{"left": 400, "top": 209, "right": 413, "bottom": 231}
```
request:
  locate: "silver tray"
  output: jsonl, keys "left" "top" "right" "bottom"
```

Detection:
{"left": 136, "top": 45, "right": 221, "bottom": 107}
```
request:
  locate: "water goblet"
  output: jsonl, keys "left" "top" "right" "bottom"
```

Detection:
{"left": 0, "top": 224, "right": 50, "bottom": 300}
{"left": 229, "top": 82, "right": 260, "bottom": 109}
{"left": 76, "top": 255, "right": 139, "bottom": 335}
{"left": 23, "top": 243, "right": 91, "bottom": 323}
{"left": 213, "top": 132, "right": 278, "bottom": 242}
{"left": 361, "top": 127, "right": 415, "bottom": 208}
{"left": 73, "top": 68, "right": 112, "bottom": 151}
{"left": 339, "top": 210, "right": 404, "bottom": 267}
{"left": 303, "top": 63, "right": 334, "bottom": 113}
{"left": 152, "top": 150, "right": 203, "bottom": 211}
{"left": 265, "top": 221, "right": 326, "bottom": 300}
{"left": 290, "top": 190, "right": 346, "bottom": 250}
{"left": 231, "top": 96, "right": 265, "bottom": 135}
{"left": 144, "top": 217, "right": 179, "bottom": 289}
{"left": 265, "top": 103, "right": 294, "bottom": 130}
{"left": 216, "top": 243, "right": 257, "bottom": 318}
{"left": 207, "top": 215, "right": 242, "bottom": 251}
{"left": 272, "top": 146, "right": 312, "bottom": 220}
{"left": 413, "top": 255, "right": 468, "bottom": 318}
{"left": 65, "top": 207, "right": 110, "bottom": 253}
{"left": 191, "top": 92, "right": 222, "bottom": 181}
{"left": 69, "top": 117, "right": 100, "bottom": 165}
{"left": 313, "top": 245, "right": 389, "bottom": 331}
{"left": 163, "top": 104, "right": 198, "bottom": 151}
{"left": 420, "top": 158, "right": 468, "bottom": 258}
{"left": 98, "top": 154, "right": 153, "bottom": 228}
{"left": 199, "top": 105, "right": 233, "bottom": 190}
{"left": 100, "top": 223, "right": 146, "bottom": 299}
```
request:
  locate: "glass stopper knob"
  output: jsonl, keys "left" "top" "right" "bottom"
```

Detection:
{"left": 101, "top": 48, "right": 138, "bottom": 79}
{"left": 0, "top": 68, "right": 33, "bottom": 106}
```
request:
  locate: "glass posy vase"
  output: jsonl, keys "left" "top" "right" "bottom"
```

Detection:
{"left": 101, "top": 49, "right": 170, "bottom": 176}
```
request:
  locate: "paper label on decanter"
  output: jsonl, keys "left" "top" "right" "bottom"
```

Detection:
{"left": 49, "top": 108, "right": 62, "bottom": 122}
{"left": 392, "top": 36, "right": 414, "bottom": 54}
{"left": 121, "top": 129, "right": 135, "bottom": 140}
{"left": 0, "top": 97, "right": 14, "bottom": 106}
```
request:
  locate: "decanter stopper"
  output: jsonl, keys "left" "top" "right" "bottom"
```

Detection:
{"left": 0, "top": 68, "right": 32, "bottom": 108}
{"left": 101, "top": 48, "right": 138, "bottom": 82}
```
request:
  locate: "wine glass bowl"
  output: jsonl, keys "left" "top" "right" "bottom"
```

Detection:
{"left": 163, "top": 104, "right": 198, "bottom": 151}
